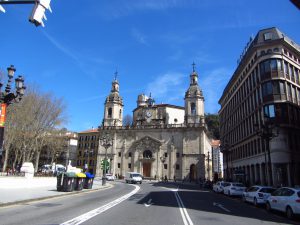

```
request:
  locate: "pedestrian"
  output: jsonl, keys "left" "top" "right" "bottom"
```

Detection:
{"left": 164, "top": 175, "right": 168, "bottom": 182}
{"left": 174, "top": 175, "right": 176, "bottom": 182}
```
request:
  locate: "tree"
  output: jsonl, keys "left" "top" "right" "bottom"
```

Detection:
{"left": 205, "top": 113, "right": 220, "bottom": 139}
{"left": 3, "top": 86, "right": 67, "bottom": 172}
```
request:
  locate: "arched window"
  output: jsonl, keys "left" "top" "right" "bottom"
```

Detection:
{"left": 119, "top": 109, "right": 122, "bottom": 118}
{"left": 191, "top": 103, "right": 196, "bottom": 115}
{"left": 143, "top": 150, "right": 152, "bottom": 159}
{"left": 108, "top": 108, "right": 112, "bottom": 118}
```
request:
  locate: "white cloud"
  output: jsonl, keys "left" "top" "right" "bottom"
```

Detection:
{"left": 145, "top": 72, "right": 186, "bottom": 104}
{"left": 201, "top": 68, "right": 233, "bottom": 113}
{"left": 99, "top": 0, "right": 187, "bottom": 20}
{"left": 131, "top": 28, "right": 148, "bottom": 45}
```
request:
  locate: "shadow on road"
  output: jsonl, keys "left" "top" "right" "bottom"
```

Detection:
{"left": 131, "top": 182, "right": 299, "bottom": 225}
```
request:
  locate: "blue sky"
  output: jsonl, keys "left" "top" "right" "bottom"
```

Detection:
{"left": 1, "top": 0, "right": 300, "bottom": 132}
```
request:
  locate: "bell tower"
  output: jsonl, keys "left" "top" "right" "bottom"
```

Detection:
{"left": 103, "top": 72, "right": 123, "bottom": 127}
{"left": 184, "top": 62, "right": 205, "bottom": 124}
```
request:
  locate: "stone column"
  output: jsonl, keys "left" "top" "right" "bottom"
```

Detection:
{"left": 121, "top": 140, "right": 126, "bottom": 176}
{"left": 169, "top": 145, "right": 175, "bottom": 180}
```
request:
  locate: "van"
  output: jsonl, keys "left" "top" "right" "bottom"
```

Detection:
{"left": 125, "top": 172, "right": 143, "bottom": 184}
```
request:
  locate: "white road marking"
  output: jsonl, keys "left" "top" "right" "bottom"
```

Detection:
{"left": 213, "top": 202, "right": 231, "bottom": 213}
{"left": 144, "top": 198, "right": 153, "bottom": 207}
{"left": 60, "top": 185, "right": 140, "bottom": 225}
{"left": 172, "top": 187, "right": 194, "bottom": 225}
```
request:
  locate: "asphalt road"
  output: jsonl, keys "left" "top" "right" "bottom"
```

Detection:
{"left": 0, "top": 181, "right": 298, "bottom": 225}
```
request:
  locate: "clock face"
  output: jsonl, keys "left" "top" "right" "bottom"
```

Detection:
{"left": 146, "top": 110, "right": 152, "bottom": 118}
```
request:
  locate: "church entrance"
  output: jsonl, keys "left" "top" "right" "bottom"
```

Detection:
{"left": 190, "top": 164, "right": 197, "bottom": 181}
{"left": 143, "top": 162, "right": 151, "bottom": 177}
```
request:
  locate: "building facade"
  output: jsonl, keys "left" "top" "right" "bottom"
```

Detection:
{"left": 219, "top": 27, "right": 300, "bottom": 187}
{"left": 211, "top": 140, "right": 223, "bottom": 181}
{"left": 77, "top": 67, "right": 212, "bottom": 181}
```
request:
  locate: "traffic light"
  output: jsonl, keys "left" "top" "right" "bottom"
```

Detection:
{"left": 29, "top": 0, "right": 52, "bottom": 27}
{"left": 101, "top": 159, "right": 110, "bottom": 170}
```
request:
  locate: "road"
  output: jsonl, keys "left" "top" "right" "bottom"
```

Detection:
{"left": 0, "top": 181, "right": 298, "bottom": 225}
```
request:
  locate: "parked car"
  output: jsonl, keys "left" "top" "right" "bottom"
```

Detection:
{"left": 213, "top": 181, "right": 231, "bottom": 193}
{"left": 266, "top": 187, "right": 300, "bottom": 219}
{"left": 223, "top": 182, "right": 246, "bottom": 196}
{"left": 242, "top": 186, "right": 276, "bottom": 206}
{"left": 105, "top": 174, "right": 115, "bottom": 181}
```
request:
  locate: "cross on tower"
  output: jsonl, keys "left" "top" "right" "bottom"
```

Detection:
{"left": 114, "top": 70, "right": 118, "bottom": 81}
{"left": 192, "top": 62, "right": 196, "bottom": 72}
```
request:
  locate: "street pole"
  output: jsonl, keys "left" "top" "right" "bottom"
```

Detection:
{"left": 0, "top": 65, "right": 25, "bottom": 172}
{"left": 100, "top": 133, "right": 113, "bottom": 186}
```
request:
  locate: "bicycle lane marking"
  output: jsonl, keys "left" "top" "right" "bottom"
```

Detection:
{"left": 60, "top": 185, "right": 140, "bottom": 225}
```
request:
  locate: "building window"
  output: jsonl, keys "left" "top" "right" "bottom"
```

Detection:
{"left": 108, "top": 108, "right": 112, "bottom": 118}
{"left": 118, "top": 163, "right": 120, "bottom": 168}
{"left": 262, "top": 82, "right": 273, "bottom": 97}
{"left": 264, "top": 32, "right": 273, "bottom": 41}
{"left": 164, "top": 152, "right": 168, "bottom": 158}
{"left": 119, "top": 109, "right": 122, "bottom": 118}
{"left": 264, "top": 104, "right": 275, "bottom": 118}
{"left": 176, "top": 164, "right": 180, "bottom": 170}
{"left": 118, "top": 152, "right": 121, "bottom": 157}
{"left": 176, "top": 152, "right": 180, "bottom": 158}
{"left": 128, "top": 152, "right": 132, "bottom": 157}
{"left": 164, "top": 164, "right": 167, "bottom": 169}
{"left": 128, "top": 163, "right": 131, "bottom": 169}
{"left": 191, "top": 102, "right": 196, "bottom": 115}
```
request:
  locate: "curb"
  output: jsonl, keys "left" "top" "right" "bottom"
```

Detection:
{"left": 0, "top": 183, "right": 113, "bottom": 208}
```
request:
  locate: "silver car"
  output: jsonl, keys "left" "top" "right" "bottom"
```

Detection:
{"left": 242, "top": 186, "right": 275, "bottom": 206}
{"left": 213, "top": 181, "right": 230, "bottom": 193}
{"left": 266, "top": 187, "right": 300, "bottom": 219}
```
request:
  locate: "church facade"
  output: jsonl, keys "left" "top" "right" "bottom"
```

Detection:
{"left": 78, "top": 66, "right": 212, "bottom": 181}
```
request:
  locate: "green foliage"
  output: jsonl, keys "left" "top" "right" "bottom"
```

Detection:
{"left": 205, "top": 113, "right": 220, "bottom": 139}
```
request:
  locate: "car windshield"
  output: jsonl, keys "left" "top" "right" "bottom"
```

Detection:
{"left": 132, "top": 174, "right": 141, "bottom": 177}
{"left": 222, "top": 182, "right": 230, "bottom": 186}
{"left": 233, "top": 183, "right": 244, "bottom": 187}
{"left": 261, "top": 188, "right": 276, "bottom": 193}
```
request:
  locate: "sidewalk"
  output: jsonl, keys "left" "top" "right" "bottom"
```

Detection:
{"left": 0, "top": 176, "right": 111, "bottom": 206}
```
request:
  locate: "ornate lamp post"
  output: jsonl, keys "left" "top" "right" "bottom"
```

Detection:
{"left": 0, "top": 65, "right": 25, "bottom": 156}
{"left": 100, "top": 133, "right": 113, "bottom": 186}
{"left": 255, "top": 117, "right": 278, "bottom": 186}
{"left": 160, "top": 156, "right": 166, "bottom": 181}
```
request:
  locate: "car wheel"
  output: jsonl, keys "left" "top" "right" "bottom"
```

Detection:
{"left": 242, "top": 195, "right": 246, "bottom": 202}
{"left": 286, "top": 206, "right": 294, "bottom": 220}
{"left": 228, "top": 191, "right": 231, "bottom": 196}
{"left": 266, "top": 202, "right": 272, "bottom": 212}
{"left": 140, "top": 181, "right": 142, "bottom": 184}
{"left": 254, "top": 198, "right": 258, "bottom": 207}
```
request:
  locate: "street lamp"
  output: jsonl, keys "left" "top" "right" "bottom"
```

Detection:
{"left": 100, "top": 133, "right": 113, "bottom": 186}
{"left": 0, "top": 65, "right": 25, "bottom": 154}
{"left": 255, "top": 117, "right": 278, "bottom": 186}
{"left": 160, "top": 156, "right": 166, "bottom": 181}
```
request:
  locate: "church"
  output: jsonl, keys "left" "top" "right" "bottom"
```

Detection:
{"left": 77, "top": 65, "right": 212, "bottom": 181}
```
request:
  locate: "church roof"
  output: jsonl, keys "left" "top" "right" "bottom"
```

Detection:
{"left": 133, "top": 103, "right": 184, "bottom": 112}
{"left": 78, "top": 128, "right": 98, "bottom": 134}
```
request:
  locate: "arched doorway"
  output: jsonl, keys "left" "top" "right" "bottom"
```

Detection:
{"left": 190, "top": 164, "right": 197, "bottom": 181}
{"left": 142, "top": 150, "right": 152, "bottom": 177}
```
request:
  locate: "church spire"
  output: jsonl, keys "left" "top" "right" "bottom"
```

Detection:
{"left": 190, "top": 62, "right": 198, "bottom": 85}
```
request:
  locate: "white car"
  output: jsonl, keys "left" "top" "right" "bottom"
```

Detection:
{"left": 105, "top": 174, "right": 115, "bottom": 181}
{"left": 266, "top": 187, "right": 300, "bottom": 219}
{"left": 213, "top": 181, "right": 231, "bottom": 193}
{"left": 223, "top": 182, "right": 246, "bottom": 196}
{"left": 242, "top": 186, "right": 276, "bottom": 206}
